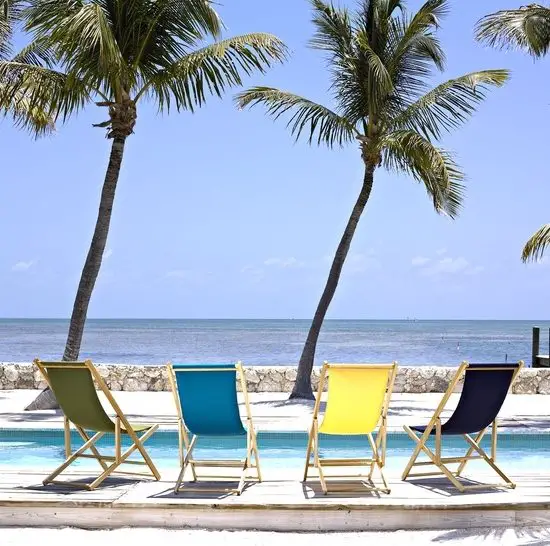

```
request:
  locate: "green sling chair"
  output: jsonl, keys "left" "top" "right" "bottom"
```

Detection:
{"left": 34, "top": 359, "right": 161, "bottom": 490}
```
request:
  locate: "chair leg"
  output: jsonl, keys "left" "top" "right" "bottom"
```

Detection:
{"left": 251, "top": 429, "right": 262, "bottom": 482}
{"left": 456, "top": 429, "right": 487, "bottom": 477}
{"left": 74, "top": 426, "right": 109, "bottom": 471}
{"left": 303, "top": 422, "right": 315, "bottom": 482}
{"left": 43, "top": 431, "right": 106, "bottom": 487}
{"left": 175, "top": 434, "right": 197, "bottom": 493}
{"left": 402, "top": 426, "right": 465, "bottom": 492}
{"left": 462, "top": 433, "right": 515, "bottom": 488}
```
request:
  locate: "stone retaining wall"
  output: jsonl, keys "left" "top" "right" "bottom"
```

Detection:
{"left": 1, "top": 363, "right": 549, "bottom": 394}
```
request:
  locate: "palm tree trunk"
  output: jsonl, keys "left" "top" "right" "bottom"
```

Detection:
{"left": 25, "top": 137, "right": 127, "bottom": 411}
{"left": 290, "top": 162, "right": 375, "bottom": 399}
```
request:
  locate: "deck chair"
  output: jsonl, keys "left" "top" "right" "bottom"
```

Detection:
{"left": 33, "top": 359, "right": 161, "bottom": 490}
{"left": 167, "top": 361, "right": 261, "bottom": 495}
{"left": 304, "top": 362, "right": 398, "bottom": 495}
{"left": 402, "top": 361, "right": 524, "bottom": 492}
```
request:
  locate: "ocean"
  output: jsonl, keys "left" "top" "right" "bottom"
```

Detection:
{"left": 0, "top": 319, "right": 548, "bottom": 366}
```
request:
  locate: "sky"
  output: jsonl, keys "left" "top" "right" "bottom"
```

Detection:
{"left": 1, "top": 0, "right": 550, "bottom": 320}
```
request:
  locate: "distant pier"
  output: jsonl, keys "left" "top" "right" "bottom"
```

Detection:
{"left": 532, "top": 327, "right": 550, "bottom": 367}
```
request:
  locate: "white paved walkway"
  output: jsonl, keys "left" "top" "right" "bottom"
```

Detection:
{"left": 1, "top": 389, "right": 549, "bottom": 432}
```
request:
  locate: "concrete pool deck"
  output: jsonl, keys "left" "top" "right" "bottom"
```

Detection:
{"left": 2, "top": 390, "right": 550, "bottom": 531}
{"left": 1, "top": 389, "right": 550, "bottom": 431}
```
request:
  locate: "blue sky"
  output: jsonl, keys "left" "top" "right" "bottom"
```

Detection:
{"left": 1, "top": 0, "right": 550, "bottom": 320}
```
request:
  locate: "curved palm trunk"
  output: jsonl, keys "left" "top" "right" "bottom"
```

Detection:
{"left": 25, "top": 137, "right": 127, "bottom": 411}
{"left": 290, "top": 162, "right": 375, "bottom": 400}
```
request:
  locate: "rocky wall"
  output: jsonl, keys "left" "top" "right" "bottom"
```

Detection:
{"left": 1, "top": 363, "right": 549, "bottom": 394}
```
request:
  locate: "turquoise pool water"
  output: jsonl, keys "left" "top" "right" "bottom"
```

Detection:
{"left": 1, "top": 429, "right": 549, "bottom": 472}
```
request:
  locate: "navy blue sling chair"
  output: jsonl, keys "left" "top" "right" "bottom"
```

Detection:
{"left": 402, "top": 361, "right": 524, "bottom": 492}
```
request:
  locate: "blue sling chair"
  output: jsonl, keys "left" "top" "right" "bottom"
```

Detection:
{"left": 167, "top": 362, "right": 261, "bottom": 495}
{"left": 402, "top": 361, "right": 524, "bottom": 492}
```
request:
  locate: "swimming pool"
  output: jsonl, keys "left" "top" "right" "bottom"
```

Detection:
{"left": 1, "top": 429, "right": 549, "bottom": 472}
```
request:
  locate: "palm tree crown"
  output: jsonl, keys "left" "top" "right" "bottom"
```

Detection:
{"left": 0, "top": 0, "right": 287, "bottom": 136}
{"left": 238, "top": 0, "right": 509, "bottom": 398}
{"left": 239, "top": 0, "right": 507, "bottom": 219}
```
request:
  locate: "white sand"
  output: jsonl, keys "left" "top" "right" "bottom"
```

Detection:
{"left": 3, "top": 528, "right": 550, "bottom": 545}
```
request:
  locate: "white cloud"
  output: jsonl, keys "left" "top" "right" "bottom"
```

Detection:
{"left": 263, "top": 257, "right": 305, "bottom": 268}
{"left": 411, "top": 256, "right": 430, "bottom": 267}
{"left": 345, "top": 253, "right": 380, "bottom": 274}
{"left": 436, "top": 247, "right": 447, "bottom": 256}
{"left": 104, "top": 249, "right": 113, "bottom": 260}
{"left": 420, "top": 256, "right": 484, "bottom": 276}
{"left": 11, "top": 260, "right": 36, "bottom": 272}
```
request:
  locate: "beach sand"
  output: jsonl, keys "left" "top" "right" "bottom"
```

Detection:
{"left": 4, "top": 527, "right": 550, "bottom": 545}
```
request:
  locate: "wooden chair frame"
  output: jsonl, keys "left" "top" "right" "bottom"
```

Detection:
{"left": 401, "top": 361, "right": 524, "bottom": 492}
{"left": 34, "top": 359, "right": 161, "bottom": 491}
{"left": 167, "top": 361, "right": 261, "bottom": 495}
{"left": 304, "top": 362, "right": 398, "bottom": 495}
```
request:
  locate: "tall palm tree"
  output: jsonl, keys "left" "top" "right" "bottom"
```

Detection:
{"left": 0, "top": 0, "right": 53, "bottom": 134}
{"left": 237, "top": 0, "right": 509, "bottom": 399}
{"left": 477, "top": 4, "right": 550, "bottom": 264}
{"left": 0, "top": 0, "right": 286, "bottom": 409}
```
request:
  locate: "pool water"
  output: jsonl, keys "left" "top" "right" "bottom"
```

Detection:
{"left": 1, "top": 429, "right": 549, "bottom": 473}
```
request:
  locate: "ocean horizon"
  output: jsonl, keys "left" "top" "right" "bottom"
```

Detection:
{"left": 1, "top": 318, "right": 549, "bottom": 366}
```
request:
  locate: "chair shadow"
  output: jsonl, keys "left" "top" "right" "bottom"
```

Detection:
{"left": 404, "top": 476, "right": 514, "bottom": 497}
{"left": 301, "top": 480, "right": 386, "bottom": 499}
{"left": 149, "top": 480, "right": 256, "bottom": 500}
{"left": 17, "top": 475, "right": 141, "bottom": 495}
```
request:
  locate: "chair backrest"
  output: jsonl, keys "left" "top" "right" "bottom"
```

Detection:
{"left": 34, "top": 359, "right": 115, "bottom": 432}
{"left": 319, "top": 363, "right": 397, "bottom": 435}
{"left": 170, "top": 363, "right": 246, "bottom": 436}
{"left": 442, "top": 362, "right": 522, "bottom": 435}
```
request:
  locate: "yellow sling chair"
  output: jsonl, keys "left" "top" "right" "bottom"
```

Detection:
{"left": 304, "top": 362, "right": 397, "bottom": 494}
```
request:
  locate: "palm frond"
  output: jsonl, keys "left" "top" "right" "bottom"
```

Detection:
{"left": 11, "top": 38, "right": 55, "bottom": 67}
{"left": 236, "top": 86, "right": 356, "bottom": 148}
{"left": 391, "top": 69, "right": 510, "bottom": 139}
{"left": 0, "top": 80, "right": 54, "bottom": 135}
{"left": 382, "top": 129, "right": 464, "bottom": 218}
{"left": 0, "top": 60, "right": 91, "bottom": 123}
{"left": 476, "top": 4, "right": 550, "bottom": 58}
{"left": 0, "top": 0, "right": 25, "bottom": 60}
{"left": 309, "top": 0, "right": 354, "bottom": 56}
{"left": 138, "top": 33, "right": 287, "bottom": 111}
{"left": 522, "top": 224, "right": 550, "bottom": 262}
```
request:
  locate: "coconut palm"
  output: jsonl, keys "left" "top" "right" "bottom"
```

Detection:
{"left": 476, "top": 4, "right": 550, "bottom": 263}
{"left": 0, "top": 0, "right": 286, "bottom": 409}
{"left": 0, "top": 0, "right": 53, "bottom": 134}
{"left": 237, "top": 0, "right": 509, "bottom": 399}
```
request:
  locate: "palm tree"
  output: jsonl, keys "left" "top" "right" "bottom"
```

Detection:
{"left": 0, "top": 0, "right": 286, "bottom": 409}
{"left": 237, "top": 0, "right": 509, "bottom": 399}
{"left": 476, "top": 4, "right": 550, "bottom": 264}
{"left": 0, "top": 0, "right": 53, "bottom": 134}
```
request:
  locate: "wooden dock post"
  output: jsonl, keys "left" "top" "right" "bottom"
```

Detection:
{"left": 532, "top": 327, "right": 540, "bottom": 368}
